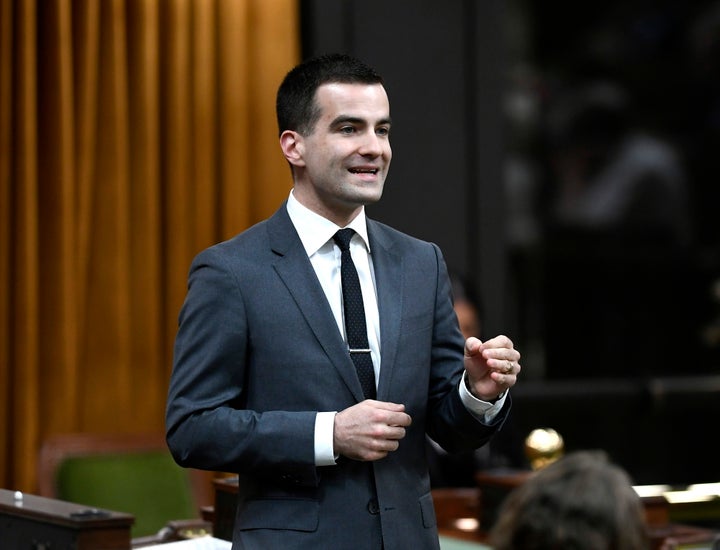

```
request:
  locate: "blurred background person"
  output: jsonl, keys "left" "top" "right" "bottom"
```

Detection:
{"left": 537, "top": 79, "right": 700, "bottom": 379}
{"left": 489, "top": 449, "right": 650, "bottom": 550}
{"left": 545, "top": 80, "right": 690, "bottom": 244}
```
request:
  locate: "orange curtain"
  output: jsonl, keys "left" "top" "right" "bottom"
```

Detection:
{"left": 0, "top": 0, "right": 299, "bottom": 493}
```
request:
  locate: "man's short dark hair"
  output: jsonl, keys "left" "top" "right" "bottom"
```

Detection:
{"left": 276, "top": 53, "right": 384, "bottom": 136}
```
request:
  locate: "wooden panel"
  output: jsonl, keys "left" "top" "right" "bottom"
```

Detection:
{"left": 0, "top": 489, "right": 133, "bottom": 550}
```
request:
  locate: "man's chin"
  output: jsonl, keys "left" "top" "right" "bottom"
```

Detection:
{"left": 353, "top": 185, "right": 384, "bottom": 205}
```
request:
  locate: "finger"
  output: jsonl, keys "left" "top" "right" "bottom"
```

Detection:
{"left": 364, "top": 401, "right": 412, "bottom": 427}
{"left": 366, "top": 400, "right": 406, "bottom": 413}
{"left": 376, "top": 439, "right": 400, "bottom": 453}
{"left": 491, "top": 370, "right": 517, "bottom": 386}
{"left": 484, "top": 356, "right": 515, "bottom": 373}
{"left": 480, "top": 334, "right": 514, "bottom": 350}
{"left": 504, "top": 360, "right": 521, "bottom": 374}
{"left": 384, "top": 410, "right": 412, "bottom": 428}
{"left": 464, "top": 337, "right": 483, "bottom": 357}
{"left": 384, "top": 426, "right": 407, "bottom": 440}
{"left": 482, "top": 347, "right": 521, "bottom": 365}
{"left": 489, "top": 360, "right": 515, "bottom": 374}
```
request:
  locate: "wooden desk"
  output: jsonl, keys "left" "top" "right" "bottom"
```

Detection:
{"left": 0, "top": 488, "right": 133, "bottom": 550}
{"left": 208, "top": 477, "right": 238, "bottom": 542}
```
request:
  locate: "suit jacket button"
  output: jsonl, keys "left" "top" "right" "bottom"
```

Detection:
{"left": 367, "top": 498, "right": 380, "bottom": 515}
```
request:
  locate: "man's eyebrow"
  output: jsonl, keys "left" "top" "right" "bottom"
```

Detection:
{"left": 329, "top": 115, "right": 392, "bottom": 127}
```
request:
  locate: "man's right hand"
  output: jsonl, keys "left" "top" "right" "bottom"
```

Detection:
{"left": 333, "top": 400, "right": 412, "bottom": 461}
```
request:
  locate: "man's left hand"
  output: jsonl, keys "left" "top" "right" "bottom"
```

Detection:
{"left": 464, "top": 334, "right": 521, "bottom": 402}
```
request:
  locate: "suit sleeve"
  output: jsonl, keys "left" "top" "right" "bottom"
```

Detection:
{"left": 165, "top": 246, "right": 318, "bottom": 483}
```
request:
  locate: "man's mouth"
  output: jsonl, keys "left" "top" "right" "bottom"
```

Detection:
{"left": 349, "top": 167, "right": 379, "bottom": 174}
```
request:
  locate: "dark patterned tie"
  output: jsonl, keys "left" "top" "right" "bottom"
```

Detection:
{"left": 333, "top": 228, "right": 377, "bottom": 400}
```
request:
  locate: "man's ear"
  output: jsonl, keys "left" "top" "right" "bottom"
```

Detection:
{"left": 279, "top": 130, "right": 305, "bottom": 167}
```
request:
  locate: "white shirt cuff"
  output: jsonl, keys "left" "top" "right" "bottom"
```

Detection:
{"left": 459, "top": 371, "right": 506, "bottom": 423}
{"left": 314, "top": 411, "right": 338, "bottom": 466}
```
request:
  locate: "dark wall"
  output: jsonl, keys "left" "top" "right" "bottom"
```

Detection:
{"left": 299, "top": 0, "right": 720, "bottom": 489}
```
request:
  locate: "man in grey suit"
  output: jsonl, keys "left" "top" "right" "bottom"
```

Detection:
{"left": 166, "top": 54, "right": 521, "bottom": 550}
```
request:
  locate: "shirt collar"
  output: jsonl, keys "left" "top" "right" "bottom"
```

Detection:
{"left": 287, "top": 190, "right": 371, "bottom": 257}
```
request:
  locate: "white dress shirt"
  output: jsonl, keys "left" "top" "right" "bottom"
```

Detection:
{"left": 285, "top": 190, "right": 505, "bottom": 466}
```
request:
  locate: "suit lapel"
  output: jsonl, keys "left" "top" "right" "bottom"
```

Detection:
{"left": 367, "top": 220, "right": 403, "bottom": 401}
{"left": 267, "top": 205, "right": 367, "bottom": 401}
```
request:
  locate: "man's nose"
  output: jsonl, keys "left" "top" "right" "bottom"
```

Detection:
{"left": 358, "top": 131, "right": 385, "bottom": 156}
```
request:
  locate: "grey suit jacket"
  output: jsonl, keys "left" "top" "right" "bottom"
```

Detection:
{"left": 166, "top": 202, "right": 510, "bottom": 549}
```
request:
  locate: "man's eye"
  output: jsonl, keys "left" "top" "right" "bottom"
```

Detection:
{"left": 340, "top": 126, "right": 355, "bottom": 134}
{"left": 376, "top": 127, "right": 390, "bottom": 137}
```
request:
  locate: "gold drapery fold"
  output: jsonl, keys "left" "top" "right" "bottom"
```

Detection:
{"left": 0, "top": 0, "right": 299, "bottom": 492}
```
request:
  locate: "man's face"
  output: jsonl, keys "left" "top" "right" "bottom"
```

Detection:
{"left": 290, "top": 82, "right": 392, "bottom": 223}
